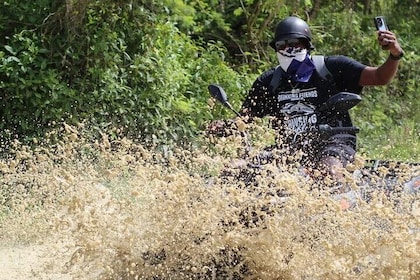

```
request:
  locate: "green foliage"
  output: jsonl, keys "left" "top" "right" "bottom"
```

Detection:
{"left": 0, "top": 30, "right": 73, "bottom": 133}
{"left": 0, "top": 0, "right": 251, "bottom": 145}
{"left": 126, "top": 21, "right": 250, "bottom": 143}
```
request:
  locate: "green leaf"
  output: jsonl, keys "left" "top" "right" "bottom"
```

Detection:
{"left": 4, "top": 45, "right": 15, "bottom": 55}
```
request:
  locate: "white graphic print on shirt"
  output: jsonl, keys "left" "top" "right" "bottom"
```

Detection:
{"left": 278, "top": 88, "right": 318, "bottom": 134}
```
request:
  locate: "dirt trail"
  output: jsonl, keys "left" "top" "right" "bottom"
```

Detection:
{"left": 0, "top": 243, "right": 71, "bottom": 280}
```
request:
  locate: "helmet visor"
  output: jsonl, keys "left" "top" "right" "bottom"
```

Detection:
{"left": 271, "top": 37, "right": 312, "bottom": 50}
{"left": 275, "top": 38, "right": 302, "bottom": 51}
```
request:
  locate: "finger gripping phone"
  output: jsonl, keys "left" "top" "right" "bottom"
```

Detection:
{"left": 374, "top": 16, "right": 389, "bottom": 31}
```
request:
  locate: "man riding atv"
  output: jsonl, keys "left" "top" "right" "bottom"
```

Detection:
{"left": 208, "top": 16, "right": 404, "bottom": 180}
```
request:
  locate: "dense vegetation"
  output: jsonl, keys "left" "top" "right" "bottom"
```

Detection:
{"left": 1, "top": 0, "right": 419, "bottom": 161}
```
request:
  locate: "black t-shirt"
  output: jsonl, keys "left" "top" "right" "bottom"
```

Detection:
{"left": 240, "top": 55, "right": 366, "bottom": 134}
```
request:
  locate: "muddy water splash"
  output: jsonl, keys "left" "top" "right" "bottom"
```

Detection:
{"left": 0, "top": 124, "right": 419, "bottom": 279}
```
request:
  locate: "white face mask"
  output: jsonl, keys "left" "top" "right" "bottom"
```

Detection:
{"left": 277, "top": 47, "right": 308, "bottom": 72}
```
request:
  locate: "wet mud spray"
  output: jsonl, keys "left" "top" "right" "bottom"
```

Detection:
{"left": 0, "top": 123, "right": 419, "bottom": 279}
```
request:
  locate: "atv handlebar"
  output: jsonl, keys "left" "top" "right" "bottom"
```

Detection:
{"left": 317, "top": 124, "right": 360, "bottom": 134}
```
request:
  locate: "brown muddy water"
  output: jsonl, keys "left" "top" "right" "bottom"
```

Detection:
{"left": 0, "top": 124, "right": 419, "bottom": 279}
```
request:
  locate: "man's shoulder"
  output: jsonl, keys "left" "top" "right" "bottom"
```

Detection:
{"left": 323, "top": 55, "right": 350, "bottom": 65}
{"left": 322, "top": 55, "right": 366, "bottom": 93}
{"left": 257, "top": 67, "right": 276, "bottom": 84}
{"left": 324, "top": 55, "right": 365, "bottom": 69}
{"left": 310, "top": 54, "right": 359, "bottom": 77}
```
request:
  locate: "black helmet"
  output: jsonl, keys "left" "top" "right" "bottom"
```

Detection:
{"left": 269, "top": 16, "right": 314, "bottom": 50}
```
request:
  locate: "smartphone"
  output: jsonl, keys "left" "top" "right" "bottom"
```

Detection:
{"left": 374, "top": 16, "right": 388, "bottom": 31}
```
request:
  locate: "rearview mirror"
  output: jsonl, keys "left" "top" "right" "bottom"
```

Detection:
{"left": 318, "top": 92, "right": 362, "bottom": 112}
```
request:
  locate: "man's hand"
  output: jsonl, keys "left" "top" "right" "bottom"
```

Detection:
{"left": 377, "top": 30, "right": 403, "bottom": 57}
{"left": 360, "top": 30, "right": 404, "bottom": 86}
